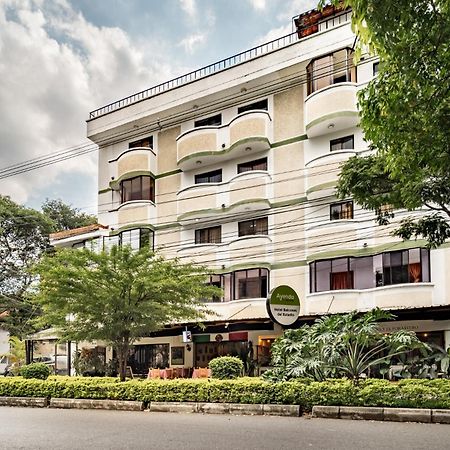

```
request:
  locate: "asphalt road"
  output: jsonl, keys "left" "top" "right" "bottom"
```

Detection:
{"left": 0, "top": 407, "right": 449, "bottom": 450}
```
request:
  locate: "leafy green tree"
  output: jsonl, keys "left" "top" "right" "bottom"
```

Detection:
{"left": 32, "top": 245, "right": 219, "bottom": 381}
{"left": 264, "top": 309, "right": 426, "bottom": 382}
{"left": 42, "top": 198, "right": 97, "bottom": 232}
{"left": 0, "top": 195, "right": 54, "bottom": 337}
{"left": 324, "top": 0, "right": 450, "bottom": 247}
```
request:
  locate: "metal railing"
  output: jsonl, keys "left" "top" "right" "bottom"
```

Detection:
{"left": 88, "top": 10, "right": 351, "bottom": 120}
{"left": 88, "top": 32, "right": 298, "bottom": 120}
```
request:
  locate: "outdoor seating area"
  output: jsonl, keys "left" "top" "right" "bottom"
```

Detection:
{"left": 147, "top": 367, "right": 212, "bottom": 379}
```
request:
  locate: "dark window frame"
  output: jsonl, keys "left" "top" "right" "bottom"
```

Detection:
{"left": 330, "top": 135, "right": 354, "bottom": 152}
{"left": 309, "top": 248, "right": 430, "bottom": 293}
{"left": 238, "top": 217, "right": 269, "bottom": 237}
{"left": 120, "top": 175, "right": 155, "bottom": 204}
{"left": 194, "top": 169, "right": 222, "bottom": 184}
{"left": 194, "top": 114, "right": 222, "bottom": 128}
{"left": 373, "top": 62, "right": 379, "bottom": 76}
{"left": 195, "top": 226, "right": 222, "bottom": 244}
{"left": 330, "top": 201, "right": 354, "bottom": 220}
{"left": 234, "top": 268, "right": 269, "bottom": 300}
{"left": 119, "top": 228, "right": 154, "bottom": 251}
{"left": 237, "top": 99, "right": 268, "bottom": 114}
{"left": 306, "top": 48, "right": 356, "bottom": 95}
{"left": 237, "top": 157, "right": 268, "bottom": 174}
{"left": 129, "top": 136, "right": 153, "bottom": 149}
{"left": 204, "top": 268, "right": 269, "bottom": 302}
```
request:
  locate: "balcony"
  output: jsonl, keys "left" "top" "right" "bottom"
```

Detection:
{"left": 108, "top": 147, "right": 156, "bottom": 184}
{"left": 305, "top": 83, "right": 359, "bottom": 138}
{"left": 177, "top": 235, "right": 272, "bottom": 268}
{"left": 176, "top": 111, "right": 272, "bottom": 171}
{"left": 177, "top": 171, "right": 271, "bottom": 225}
{"left": 107, "top": 201, "right": 157, "bottom": 231}
{"left": 305, "top": 283, "right": 435, "bottom": 316}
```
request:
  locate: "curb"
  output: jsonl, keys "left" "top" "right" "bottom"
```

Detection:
{"left": 148, "top": 402, "right": 301, "bottom": 417}
{"left": 49, "top": 398, "right": 144, "bottom": 411}
{"left": 0, "top": 397, "right": 48, "bottom": 408}
{"left": 312, "top": 406, "right": 450, "bottom": 424}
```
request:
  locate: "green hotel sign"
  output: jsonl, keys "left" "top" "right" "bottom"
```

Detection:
{"left": 266, "top": 285, "right": 300, "bottom": 326}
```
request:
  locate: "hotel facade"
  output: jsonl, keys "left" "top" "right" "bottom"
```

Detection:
{"left": 48, "top": 6, "right": 450, "bottom": 375}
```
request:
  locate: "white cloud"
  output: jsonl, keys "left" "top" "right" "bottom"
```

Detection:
{"left": 179, "top": 0, "right": 196, "bottom": 19}
{"left": 178, "top": 32, "right": 206, "bottom": 54}
{"left": 0, "top": 0, "right": 175, "bottom": 207}
{"left": 248, "top": 0, "right": 267, "bottom": 11}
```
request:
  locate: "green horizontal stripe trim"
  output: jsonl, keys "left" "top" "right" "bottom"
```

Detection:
{"left": 109, "top": 170, "right": 155, "bottom": 190}
{"left": 271, "top": 134, "right": 307, "bottom": 148}
{"left": 305, "top": 111, "right": 359, "bottom": 132}
{"left": 98, "top": 188, "right": 112, "bottom": 194}
{"left": 177, "top": 137, "right": 270, "bottom": 167}
{"left": 109, "top": 223, "right": 156, "bottom": 236}
{"left": 156, "top": 169, "right": 182, "bottom": 179}
{"left": 307, "top": 240, "right": 430, "bottom": 263}
{"left": 306, "top": 181, "right": 336, "bottom": 195}
{"left": 178, "top": 198, "right": 271, "bottom": 221}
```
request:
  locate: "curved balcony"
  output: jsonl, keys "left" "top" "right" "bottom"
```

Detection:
{"left": 177, "top": 235, "right": 272, "bottom": 267}
{"left": 305, "top": 283, "right": 435, "bottom": 316}
{"left": 108, "top": 201, "right": 157, "bottom": 229}
{"left": 108, "top": 147, "right": 156, "bottom": 182}
{"left": 177, "top": 171, "right": 271, "bottom": 225}
{"left": 176, "top": 111, "right": 272, "bottom": 171}
{"left": 305, "top": 83, "right": 359, "bottom": 138}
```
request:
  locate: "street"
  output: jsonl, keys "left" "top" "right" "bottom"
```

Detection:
{"left": 0, "top": 407, "right": 449, "bottom": 450}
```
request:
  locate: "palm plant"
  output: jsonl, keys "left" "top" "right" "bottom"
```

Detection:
{"left": 264, "top": 309, "right": 428, "bottom": 382}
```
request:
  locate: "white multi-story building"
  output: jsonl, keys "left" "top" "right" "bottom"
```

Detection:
{"left": 49, "top": 5, "right": 450, "bottom": 374}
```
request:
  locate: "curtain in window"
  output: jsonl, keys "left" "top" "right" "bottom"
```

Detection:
{"left": 331, "top": 272, "right": 352, "bottom": 290}
{"left": 409, "top": 263, "right": 422, "bottom": 283}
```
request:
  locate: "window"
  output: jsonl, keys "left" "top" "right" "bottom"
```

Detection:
{"left": 237, "top": 157, "right": 268, "bottom": 173}
{"left": 194, "top": 114, "right": 222, "bottom": 127}
{"left": 194, "top": 169, "right": 222, "bottom": 184}
{"left": 309, "top": 248, "right": 430, "bottom": 293}
{"left": 373, "top": 62, "right": 379, "bottom": 76}
{"left": 195, "top": 226, "right": 221, "bottom": 244}
{"left": 330, "top": 201, "right": 353, "bottom": 220}
{"left": 237, "top": 99, "right": 268, "bottom": 114}
{"left": 307, "top": 48, "right": 356, "bottom": 95}
{"left": 129, "top": 136, "right": 153, "bottom": 149}
{"left": 234, "top": 268, "right": 268, "bottom": 299}
{"left": 330, "top": 135, "right": 354, "bottom": 151}
{"left": 238, "top": 217, "right": 268, "bottom": 237}
{"left": 120, "top": 175, "right": 155, "bottom": 203}
{"left": 204, "top": 269, "right": 269, "bottom": 302}
{"left": 119, "top": 228, "right": 154, "bottom": 250}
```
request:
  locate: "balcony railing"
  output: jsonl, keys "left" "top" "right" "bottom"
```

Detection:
{"left": 88, "top": 10, "right": 351, "bottom": 120}
{"left": 88, "top": 33, "right": 298, "bottom": 120}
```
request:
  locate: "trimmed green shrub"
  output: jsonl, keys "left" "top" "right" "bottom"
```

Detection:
{"left": 20, "top": 363, "right": 51, "bottom": 380}
{"left": 209, "top": 356, "right": 244, "bottom": 379}
{"left": 1, "top": 376, "right": 450, "bottom": 411}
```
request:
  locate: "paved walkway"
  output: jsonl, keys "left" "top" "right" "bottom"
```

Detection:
{"left": 1, "top": 406, "right": 448, "bottom": 449}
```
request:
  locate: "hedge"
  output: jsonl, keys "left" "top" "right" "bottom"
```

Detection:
{"left": 1, "top": 377, "right": 450, "bottom": 411}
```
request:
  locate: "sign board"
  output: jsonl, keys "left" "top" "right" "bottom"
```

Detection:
{"left": 182, "top": 330, "right": 192, "bottom": 343}
{"left": 266, "top": 285, "right": 300, "bottom": 326}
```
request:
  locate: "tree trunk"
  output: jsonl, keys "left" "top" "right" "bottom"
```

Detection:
{"left": 116, "top": 334, "right": 130, "bottom": 382}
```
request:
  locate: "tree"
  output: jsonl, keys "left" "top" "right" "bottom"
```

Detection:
{"left": 264, "top": 309, "right": 426, "bottom": 382}
{"left": 0, "top": 195, "right": 54, "bottom": 337}
{"left": 42, "top": 198, "right": 97, "bottom": 232}
{"left": 32, "top": 245, "right": 219, "bottom": 381}
{"left": 325, "top": 0, "right": 450, "bottom": 247}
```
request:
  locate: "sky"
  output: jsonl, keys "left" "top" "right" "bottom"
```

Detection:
{"left": 0, "top": 0, "right": 316, "bottom": 215}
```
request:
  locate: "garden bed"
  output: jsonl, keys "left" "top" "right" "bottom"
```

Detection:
{"left": 1, "top": 377, "right": 450, "bottom": 411}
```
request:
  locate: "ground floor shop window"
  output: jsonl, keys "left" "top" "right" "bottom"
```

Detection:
{"left": 194, "top": 341, "right": 248, "bottom": 368}
{"left": 128, "top": 344, "right": 169, "bottom": 375}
